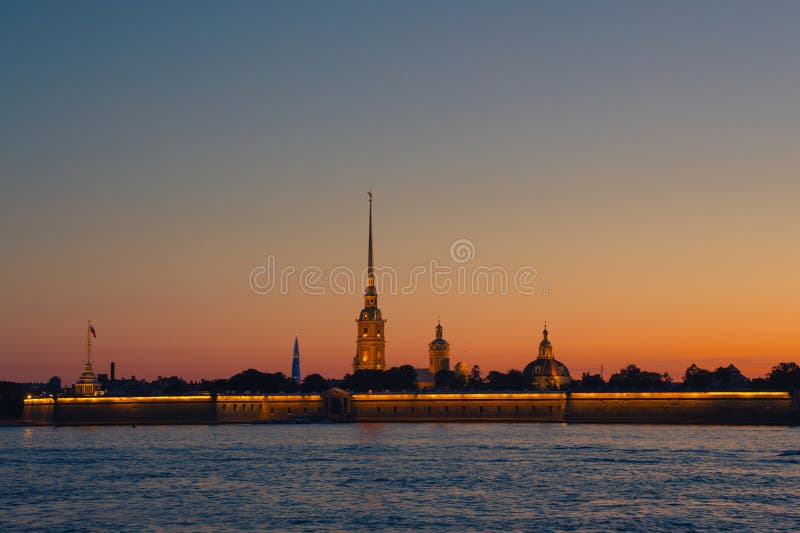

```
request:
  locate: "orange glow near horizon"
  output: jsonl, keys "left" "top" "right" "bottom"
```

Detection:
{"left": 3, "top": 6, "right": 799, "bottom": 384}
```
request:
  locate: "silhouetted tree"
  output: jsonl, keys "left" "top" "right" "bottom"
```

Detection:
{"left": 200, "top": 378, "right": 232, "bottom": 392}
{"left": 609, "top": 364, "right": 671, "bottom": 391}
{"left": 766, "top": 362, "right": 800, "bottom": 390}
{"left": 506, "top": 370, "right": 528, "bottom": 390}
{"left": 468, "top": 365, "right": 484, "bottom": 390}
{"left": 45, "top": 376, "right": 62, "bottom": 394}
{"left": 384, "top": 365, "right": 418, "bottom": 391}
{"left": 579, "top": 373, "right": 605, "bottom": 390}
{"left": 228, "top": 369, "right": 298, "bottom": 393}
{"left": 435, "top": 370, "right": 457, "bottom": 389}
{"left": 453, "top": 371, "right": 468, "bottom": 391}
{"left": 684, "top": 364, "right": 713, "bottom": 389}
{"left": 684, "top": 363, "right": 750, "bottom": 390}
{"left": 486, "top": 371, "right": 507, "bottom": 390}
{"left": 485, "top": 370, "right": 528, "bottom": 390}
{"left": 341, "top": 370, "right": 384, "bottom": 392}
{"left": 712, "top": 364, "right": 749, "bottom": 390}
{"left": 299, "top": 374, "right": 329, "bottom": 393}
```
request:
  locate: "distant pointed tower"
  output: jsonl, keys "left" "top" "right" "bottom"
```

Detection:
{"left": 291, "top": 335, "right": 301, "bottom": 383}
{"left": 428, "top": 320, "right": 451, "bottom": 374}
{"left": 354, "top": 192, "right": 386, "bottom": 372}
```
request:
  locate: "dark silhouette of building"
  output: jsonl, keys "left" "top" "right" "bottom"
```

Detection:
{"left": 291, "top": 336, "right": 301, "bottom": 383}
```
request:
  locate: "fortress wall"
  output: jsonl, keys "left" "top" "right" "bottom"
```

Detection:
{"left": 351, "top": 393, "right": 567, "bottom": 422}
{"left": 48, "top": 396, "right": 216, "bottom": 425}
{"left": 20, "top": 399, "right": 55, "bottom": 424}
{"left": 216, "top": 395, "right": 324, "bottom": 423}
{"left": 566, "top": 392, "right": 797, "bottom": 424}
{"left": 22, "top": 391, "right": 798, "bottom": 425}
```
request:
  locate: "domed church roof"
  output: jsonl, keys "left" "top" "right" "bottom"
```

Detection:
{"left": 523, "top": 358, "right": 571, "bottom": 378}
{"left": 523, "top": 323, "right": 571, "bottom": 382}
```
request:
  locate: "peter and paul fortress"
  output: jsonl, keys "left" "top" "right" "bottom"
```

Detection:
{"left": 21, "top": 193, "right": 798, "bottom": 426}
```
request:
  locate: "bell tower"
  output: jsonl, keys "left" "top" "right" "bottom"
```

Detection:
{"left": 353, "top": 191, "right": 386, "bottom": 372}
{"left": 428, "top": 320, "right": 451, "bottom": 374}
{"left": 538, "top": 322, "right": 554, "bottom": 359}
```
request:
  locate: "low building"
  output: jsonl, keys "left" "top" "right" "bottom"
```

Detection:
{"left": 74, "top": 360, "right": 103, "bottom": 397}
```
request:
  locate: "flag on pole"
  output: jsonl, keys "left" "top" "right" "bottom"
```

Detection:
{"left": 89, "top": 324, "right": 96, "bottom": 337}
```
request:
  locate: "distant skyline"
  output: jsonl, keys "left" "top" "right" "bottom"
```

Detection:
{"left": 2, "top": 2, "right": 799, "bottom": 382}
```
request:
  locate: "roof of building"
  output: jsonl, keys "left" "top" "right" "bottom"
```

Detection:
{"left": 523, "top": 358, "right": 571, "bottom": 378}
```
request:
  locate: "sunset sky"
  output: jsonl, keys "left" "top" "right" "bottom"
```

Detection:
{"left": 2, "top": 2, "right": 799, "bottom": 383}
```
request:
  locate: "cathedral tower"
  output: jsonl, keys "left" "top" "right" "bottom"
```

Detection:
{"left": 353, "top": 192, "right": 386, "bottom": 372}
{"left": 428, "top": 320, "right": 451, "bottom": 374}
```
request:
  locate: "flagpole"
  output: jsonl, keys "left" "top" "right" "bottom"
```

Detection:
{"left": 87, "top": 320, "right": 93, "bottom": 364}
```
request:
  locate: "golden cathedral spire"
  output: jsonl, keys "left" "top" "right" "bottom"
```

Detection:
{"left": 354, "top": 192, "right": 386, "bottom": 372}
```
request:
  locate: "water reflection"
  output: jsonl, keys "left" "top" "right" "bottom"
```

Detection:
{"left": 0, "top": 424, "right": 798, "bottom": 531}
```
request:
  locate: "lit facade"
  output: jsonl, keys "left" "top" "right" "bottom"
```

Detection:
{"left": 74, "top": 361, "right": 102, "bottom": 396}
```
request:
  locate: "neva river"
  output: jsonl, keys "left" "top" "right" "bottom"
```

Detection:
{"left": 1, "top": 423, "right": 798, "bottom": 532}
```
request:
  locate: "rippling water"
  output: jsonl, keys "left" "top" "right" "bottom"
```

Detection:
{"left": 1, "top": 423, "right": 799, "bottom": 532}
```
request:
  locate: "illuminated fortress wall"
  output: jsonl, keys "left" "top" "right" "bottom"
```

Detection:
{"left": 216, "top": 395, "right": 323, "bottom": 423}
{"left": 23, "top": 395, "right": 325, "bottom": 425}
{"left": 23, "top": 396, "right": 218, "bottom": 425}
{"left": 565, "top": 392, "right": 797, "bottom": 424}
{"left": 22, "top": 391, "right": 798, "bottom": 425}
{"left": 349, "top": 393, "right": 567, "bottom": 422}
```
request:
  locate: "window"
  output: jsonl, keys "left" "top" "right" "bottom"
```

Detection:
{"left": 497, "top": 406, "right": 502, "bottom": 413}
{"left": 222, "top": 404, "right": 226, "bottom": 411}
{"left": 462, "top": 406, "right": 466, "bottom": 413}
{"left": 363, "top": 328, "right": 368, "bottom": 334}
{"left": 393, "top": 406, "right": 397, "bottom": 413}
{"left": 515, "top": 405, "right": 519, "bottom": 414}
{"left": 444, "top": 406, "right": 449, "bottom": 413}
{"left": 287, "top": 407, "right": 292, "bottom": 414}
{"left": 303, "top": 407, "right": 308, "bottom": 414}
{"left": 376, "top": 406, "right": 381, "bottom": 413}
{"left": 270, "top": 407, "right": 274, "bottom": 414}
{"left": 233, "top": 404, "right": 237, "bottom": 411}
{"left": 427, "top": 406, "right": 432, "bottom": 413}
{"left": 532, "top": 405, "right": 536, "bottom": 412}
{"left": 410, "top": 406, "right": 415, "bottom": 413}
{"left": 548, "top": 405, "right": 553, "bottom": 413}
{"left": 479, "top": 406, "right": 484, "bottom": 413}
